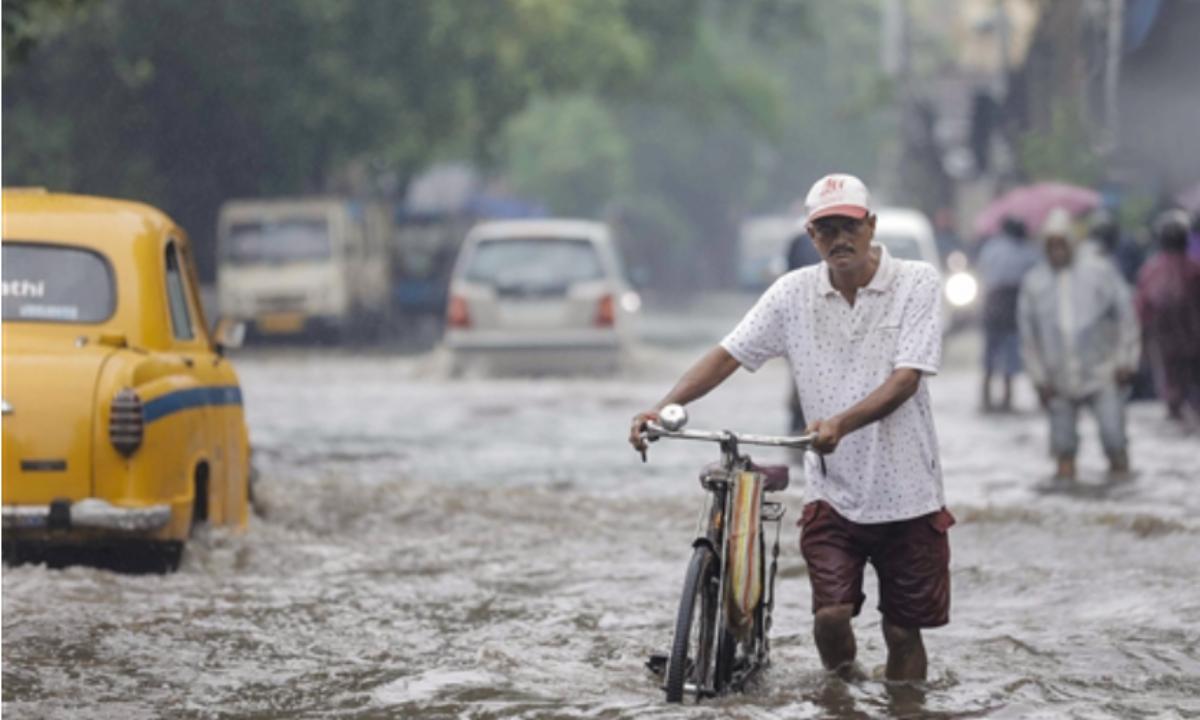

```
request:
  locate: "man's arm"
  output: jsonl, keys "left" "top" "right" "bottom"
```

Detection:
{"left": 628, "top": 346, "right": 741, "bottom": 452}
{"left": 806, "top": 368, "right": 921, "bottom": 453}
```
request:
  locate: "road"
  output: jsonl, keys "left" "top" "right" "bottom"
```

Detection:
{"left": 4, "top": 294, "right": 1200, "bottom": 719}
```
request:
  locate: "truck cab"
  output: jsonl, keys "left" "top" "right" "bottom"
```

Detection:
{"left": 216, "top": 198, "right": 391, "bottom": 341}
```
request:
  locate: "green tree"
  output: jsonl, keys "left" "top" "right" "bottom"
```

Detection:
{"left": 2, "top": 0, "right": 701, "bottom": 277}
{"left": 500, "top": 95, "right": 631, "bottom": 218}
{"left": 1018, "top": 98, "right": 1103, "bottom": 187}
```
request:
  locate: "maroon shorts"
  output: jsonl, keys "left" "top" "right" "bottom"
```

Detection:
{"left": 799, "top": 500, "right": 954, "bottom": 628}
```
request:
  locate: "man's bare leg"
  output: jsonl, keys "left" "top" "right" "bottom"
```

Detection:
{"left": 814, "top": 604, "right": 860, "bottom": 678}
{"left": 882, "top": 617, "right": 927, "bottom": 681}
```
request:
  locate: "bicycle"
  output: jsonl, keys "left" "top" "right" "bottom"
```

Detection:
{"left": 640, "top": 404, "right": 814, "bottom": 703}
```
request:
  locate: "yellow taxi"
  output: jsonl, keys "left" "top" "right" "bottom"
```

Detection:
{"left": 2, "top": 189, "right": 251, "bottom": 569}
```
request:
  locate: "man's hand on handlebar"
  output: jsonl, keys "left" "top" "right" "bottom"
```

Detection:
{"left": 805, "top": 416, "right": 846, "bottom": 454}
{"left": 630, "top": 409, "right": 665, "bottom": 462}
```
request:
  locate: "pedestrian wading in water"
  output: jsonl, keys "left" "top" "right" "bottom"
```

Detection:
{"left": 1017, "top": 207, "right": 1140, "bottom": 488}
{"left": 630, "top": 173, "right": 952, "bottom": 682}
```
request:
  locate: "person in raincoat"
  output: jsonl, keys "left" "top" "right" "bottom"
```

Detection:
{"left": 1135, "top": 210, "right": 1200, "bottom": 421}
{"left": 1018, "top": 208, "right": 1140, "bottom": 486}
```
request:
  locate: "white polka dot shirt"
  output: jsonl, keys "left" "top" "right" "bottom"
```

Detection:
{"left": 721, "top": 244, "right": 945, "bottom": 523}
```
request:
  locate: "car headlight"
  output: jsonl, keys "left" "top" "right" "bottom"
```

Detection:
{"left": 945, "top": 272, "right": 978, "bottom": 307}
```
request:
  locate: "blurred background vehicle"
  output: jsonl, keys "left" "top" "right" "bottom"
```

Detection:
{"left": 736, "top": 215, "right": 796, "bottom": 291}
{"left": 216, "top": 198, "right": 392, "bottom": 343}
{"left": 2, "top": 189, "right": 250, "bottom": 572}
{"left": 874, "top": 206, "right": 979, "bottom": 331}
{"left": 443, "top": 219, "right": 640, "bottom": 376}
{"left": 390, "top": 164, "right": 546, "bottom": 347}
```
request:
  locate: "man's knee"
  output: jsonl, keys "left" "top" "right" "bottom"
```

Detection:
{"left": 882, "top": 617, "right": 922, "bottom": 650}
{"left": 814, "top": 603, "right": 855, "bottom": 632}
{"left": 813, "top": 604, "right": 857, "bottom": 671}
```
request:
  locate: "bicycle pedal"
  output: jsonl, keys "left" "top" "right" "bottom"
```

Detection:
{"left": 645, "top": 653, "right": 668, "bottom": 677}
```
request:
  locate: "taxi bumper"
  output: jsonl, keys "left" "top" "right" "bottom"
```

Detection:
{"left": 2, "top": 498, "right": 172, "bottom": 533}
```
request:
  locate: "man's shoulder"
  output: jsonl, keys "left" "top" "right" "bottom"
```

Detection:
{"left": 776, "top": 264, "right": 823, "bottom": 289}
{"left": 891, "top": 257, "right": 940, "bottom": 286}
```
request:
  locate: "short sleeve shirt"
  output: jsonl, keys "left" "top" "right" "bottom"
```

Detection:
{"left": 720, "top": 245, "right": 945, "bottom": 523}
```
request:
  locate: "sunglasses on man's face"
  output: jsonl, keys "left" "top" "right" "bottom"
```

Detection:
{"left": 810, "top": 216, "right": 864, "bottom": 239}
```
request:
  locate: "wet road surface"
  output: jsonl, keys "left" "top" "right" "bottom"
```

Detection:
{"left": 4, "top": 298, "right": 1200, "bottom": 719}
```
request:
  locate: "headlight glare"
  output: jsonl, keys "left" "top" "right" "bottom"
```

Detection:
{"left": 945, "top": 272, "right": 978, "bottom": 307}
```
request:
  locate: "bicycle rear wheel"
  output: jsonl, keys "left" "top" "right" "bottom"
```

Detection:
{"left": 665, "top": 546, "right": 720, "bottom": 702}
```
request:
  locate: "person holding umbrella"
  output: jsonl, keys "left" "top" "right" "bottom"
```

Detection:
{"left": 1017, "top": 208, "right": 1140, "bottom": 487}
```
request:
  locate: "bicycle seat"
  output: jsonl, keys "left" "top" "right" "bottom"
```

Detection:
{"left": 751, "top": 463, "right": 790, "bottom": 492}
{"left": 699, "top": 462, "right": 790, "bottom": 491}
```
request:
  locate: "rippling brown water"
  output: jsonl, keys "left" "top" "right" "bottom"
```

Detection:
{"left": 4, "top": 330, "right": 1200, "bottom": 719}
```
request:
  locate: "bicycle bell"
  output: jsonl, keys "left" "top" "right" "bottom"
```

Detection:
{"left": 659, "top": 404, "right": 688, "bottom": 431}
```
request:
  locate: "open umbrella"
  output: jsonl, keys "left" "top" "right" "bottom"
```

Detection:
{"left": 973, "top": 182, "right": 1102, "bottom": 238}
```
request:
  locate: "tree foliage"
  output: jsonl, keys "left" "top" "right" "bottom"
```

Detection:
{"left": 1018, "top": 97, "right": 1103, "bottom": 187}
{"left": 3, "top": 0, "right": 701, "bottom": 276}
{"left": 4, "top": 0, "right": 888, "bottom": 289}
{"left": 497, "top": 0, "right": 888, "bottom": 287}
{"left": 500, "top": 95, "right": 631, "bottom": 218}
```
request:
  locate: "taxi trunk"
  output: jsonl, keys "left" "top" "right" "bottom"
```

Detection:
{"left": 2, "top": 335, "right": 116, "bottom": 504}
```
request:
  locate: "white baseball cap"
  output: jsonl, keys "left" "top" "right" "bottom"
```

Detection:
{"left": 804, "top": 173, "right": 871, "bottom": 222}
{"left": 1040, "top": 206, "right": 1075, "bottom": 241}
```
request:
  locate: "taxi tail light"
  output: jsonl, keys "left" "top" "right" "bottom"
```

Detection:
{"left": 594, "top": 294, "right": 615, "bottom": 327}
{"left": 447, "top": 294, "right": 471, "bottom": 328}
{"left": 110, "top": 388, "right": 144, "bottom": 456}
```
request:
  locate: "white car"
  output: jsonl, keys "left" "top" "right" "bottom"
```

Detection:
{"left": 737, "top": 215, "right": 795, "bottom": 290}
{"left": 873, "top": 207, "right": 978, "bottom": 330}
{"left": 443, "top": 219, "right": 640, "bottom": 375}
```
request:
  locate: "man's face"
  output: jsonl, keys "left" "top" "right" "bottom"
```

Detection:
{"left": 807, "top": 213, "right": 876, "bottom": 274}
{"left": 1045, "top": 234, "right": 1072, "bottom": 269}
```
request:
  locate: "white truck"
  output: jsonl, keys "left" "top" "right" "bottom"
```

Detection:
{"left": 216, "top": 198, "right": 392, "bottom": 342}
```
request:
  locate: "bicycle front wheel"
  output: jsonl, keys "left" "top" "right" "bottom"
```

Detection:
{"left": 665, "top": 546, "right": 720, "bottom": 703}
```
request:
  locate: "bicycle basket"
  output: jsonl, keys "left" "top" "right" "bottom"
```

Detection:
{"left": 724, "top": 470, "right": 763, "bottom": 640}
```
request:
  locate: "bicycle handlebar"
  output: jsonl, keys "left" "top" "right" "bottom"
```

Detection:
{"left": 643, "top": 422, "right": 815, "bottom": 449}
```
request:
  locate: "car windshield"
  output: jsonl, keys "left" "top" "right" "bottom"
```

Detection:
{"left": 2, "top": 243, "right": 116, "bottom": 323}
{"left": 874, "top": 233, "right": 926, "bottom": 262}
{"left": 223, "top": 219, "right": 331, "bottom": 265}
{"left": 464, "top": 237, "right": 604, "bottom": 288}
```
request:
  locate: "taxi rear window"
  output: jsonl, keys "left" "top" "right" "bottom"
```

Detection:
{"left": 1, "top": 243, "right": 116, "bottom": 323}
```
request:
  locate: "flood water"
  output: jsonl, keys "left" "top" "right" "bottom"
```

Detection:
{"left": 4, "top": 299, "right": 1200, "bottom": 719}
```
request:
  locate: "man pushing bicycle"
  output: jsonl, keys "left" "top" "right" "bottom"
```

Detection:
{"left": 629, "top": 173, "right": 954, "bottom": 682}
